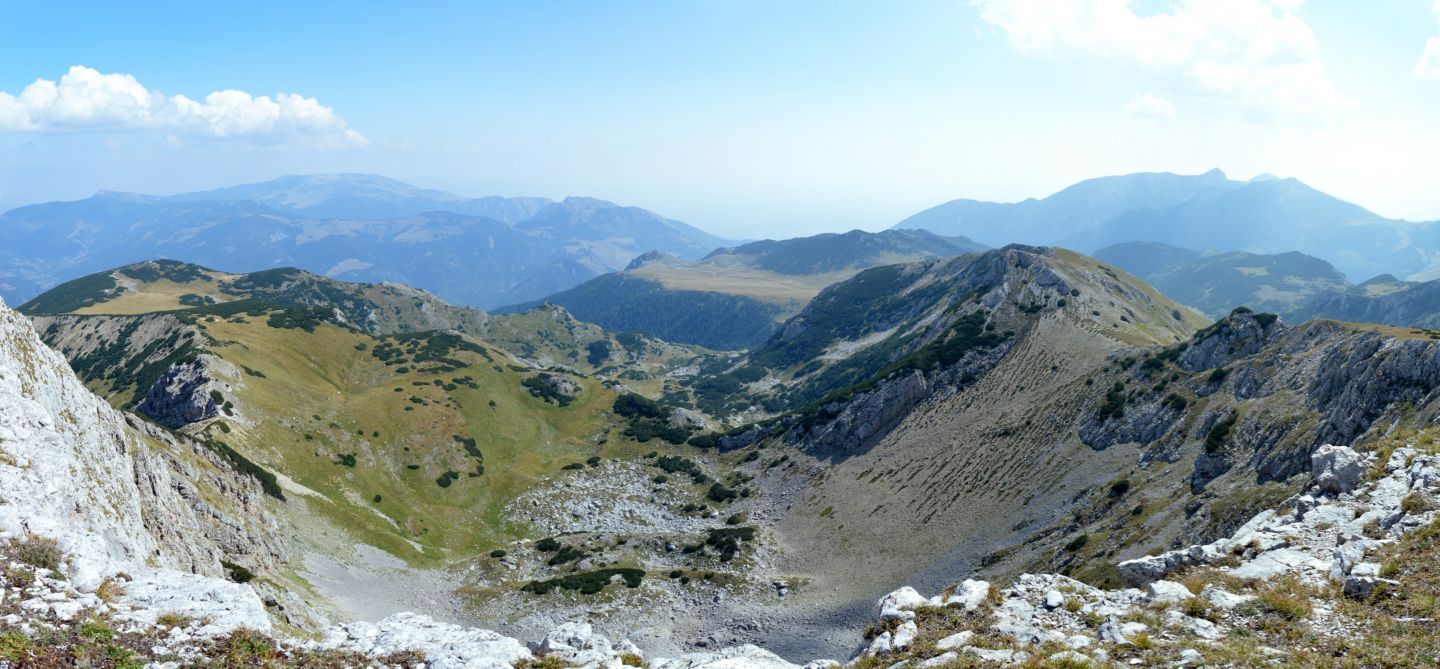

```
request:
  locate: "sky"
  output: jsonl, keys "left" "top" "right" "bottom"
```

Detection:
{"left": 1, "top": 1, "right": 1439, "bottom": 239}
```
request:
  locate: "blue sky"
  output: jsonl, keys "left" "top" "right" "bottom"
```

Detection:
{"left": 2, "top": 1, "right": 1438, "bottom": 238}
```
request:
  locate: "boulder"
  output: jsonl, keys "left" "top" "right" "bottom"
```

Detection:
{"left": 1312, "top": 444, "right": 1365, "bottom": 496}
{"left": 1145, "top": 580, "right": 1193, "bottom": 603}
{"left": 878, "top": 587, "right": 929, "bottom": 621}
{"left": 651, "top": 645, "right": 802, "bottom": 669}
{"left": 1343, "top": 575, "right": 1399, "bottom": 600}
{"left": 943, "top": 579, "right": 990, "bottom": 611}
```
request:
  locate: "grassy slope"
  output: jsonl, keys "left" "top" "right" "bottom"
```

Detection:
{"left": 628, "top": 264, "right": 849, "bottom": 305}
{"left": 193, "top": 316, "right": 643, "bottom": 565}
{"left": 71, "top": 275, "right": 234, "bottom": 315}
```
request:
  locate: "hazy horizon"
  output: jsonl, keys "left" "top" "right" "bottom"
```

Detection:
{"left": 4, "top": 1, "right": 1440, "bottom": 238}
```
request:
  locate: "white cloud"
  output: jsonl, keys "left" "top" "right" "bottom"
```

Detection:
{"left": 1124, "top": 93, "right": 1178, "bottom": 120}
{"left": 0, "top": 66, "right": 365, "bottom": 147}
{"left": 973, "top": 0, "right": 1348, "bottom": 120}
{"left": 1416, "top": 1, "right": 1440, "bottom": 80}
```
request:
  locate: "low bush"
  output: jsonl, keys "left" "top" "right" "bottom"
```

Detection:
{"left": 522, "top": 568, "right": 645, "bottom": 595}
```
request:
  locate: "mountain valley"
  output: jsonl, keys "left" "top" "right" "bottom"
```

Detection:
{"left": 5, "top": 175, "right": 1440, "bottom": 668}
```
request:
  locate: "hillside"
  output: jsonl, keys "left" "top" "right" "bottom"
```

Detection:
{"left": 1092, "top": 241, "right": 1202, "bottom": 279}
{"left": 15, "top": 248, "right": 1440, "bottom": 663}
{"left": 596, "top": 245, "right": 1440, "bottom": 657}
{"left": 1289, "top": 278, "right": 1440, "bottom": 329}
{"left": 700, "top": 229, "right": 985, "bottom": 275}
{"left": 20, "top": 259, "right": 702, "bottom": 384}
{"left": 893, "top": 170, "right": 1440, "bottom": 283}
{"left": 507, "top": 229, "right": 987, "bottom": 349}
{"left": 19, "top": 264, "right": 814, "bottom": 652}
{"left": 1097, "top": 245, "right": 1351, "bottom": 319}
{"left": 0, "top": 174, "right": 731, "bottom": 308}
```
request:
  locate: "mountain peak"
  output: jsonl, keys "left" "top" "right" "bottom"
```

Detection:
{"left": 624, "top": 250, "right": 687, "bottom": 270}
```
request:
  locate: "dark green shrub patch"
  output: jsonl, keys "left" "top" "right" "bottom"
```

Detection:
{"left": 705, "top": 527, "right": 757, "bottom": 562}
{"left": 522, "top": 568, "right": 645, "bottom": 595}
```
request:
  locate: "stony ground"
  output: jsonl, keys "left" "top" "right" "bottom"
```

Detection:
{"left": 3, "top": 434, "right": 1437, "bottom": 667}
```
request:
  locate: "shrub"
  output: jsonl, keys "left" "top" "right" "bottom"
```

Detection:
{"left": 220, "top": 559, "right": 254, "bottom": 584}
{"left": 536, "top": 537, "right": 561, "bottom": 552}
{"left": 707, "top": 483, "right": 739, "bottom": 503}
{"left": 156, "top": 612, "right": 195, "bottom": 628}
{"left": 1255, "top": 588, "right": 1311, "bottom": 620}
{"left": 8, "top": 535, "right": 62, "bottom": 570}
{"left": 95, "top": 577, "right": 127, "bottom": 603}
{"left": 1205, "top": 413, "right": 1238, "bottom": 453}
{"left": 522, "top": 568, "right": 645, "bottom": 595}
{"left": 489, "top": 549, "right": 507, "bottom": 558}
{"left": 1064, "top": 534, "right": 1090, "bottom": 552}
{"left": 1401, "top": 492, "right": 1432, "bottom": 515}
{"left": 1109, "top": 479, "right": 1131, "bottom": 497}
{"left": 1097, "top": 382, "right": 1127, "bottom": 420}
{"left": 705, "top": 527, "right": 757, "bottom": 562}
{"left": 547, "top": 545, "right": 588, "bottom": 566}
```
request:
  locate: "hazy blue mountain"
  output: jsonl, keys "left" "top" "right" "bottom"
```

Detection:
{"left": 165, "top": 173, "right": 554, "bottom": 222}
{"left": 1059, "top": 178, "right": 1440, "bottom": 281}
{"left": 0, "top": 176, "right": 730, "bottom": 308}
{"left": 1093, "top": 242, "right": 1202, "bottom": 279}
{"left": 894, "top": 169, "right": 1241, "bottom": 246}
{"left": 518, "top": 196, "right": 728, "bottom": 269}
{"left": 702, "top": 228, "right": 986, "bottom": 275}
{"left": 503, "top": 229, "right": 988, "bottom": 349}
{"left": 896, "top": 170, "right": 1440, "bottom": 283}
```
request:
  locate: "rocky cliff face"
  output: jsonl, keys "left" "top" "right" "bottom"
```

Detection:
{"left": 0, "top": 297, "right": 290, "bottom": 629}
{"left": 137, "top": 356, "right": 226, "bottom": 428}
{"left": 30, "top": 312, "right": 202, "bottom": 410}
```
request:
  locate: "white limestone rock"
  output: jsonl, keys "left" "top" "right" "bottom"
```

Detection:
{"left": 878, "top": 586, "right": 929, "bottom": 621}
{"left": 319, "top": 612, "right": 532, "bottom": 669}
{"left": 944, "top": 579, "right": 990, "bottom": 611}
{"left": 1145, "top": 580, "right": 1193, "bottom": 603}
{"left": 1312, "top": 444, "right": 1365, "bottom": 496}
{"left": 652, "top": 644, "right": 801, "bottom": 669}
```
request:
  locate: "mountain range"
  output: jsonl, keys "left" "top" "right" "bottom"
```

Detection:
{"left": 499, "top": 229, "right": 986, "bottom": 349}
{"left": 1094, "top": 241, "right": 1440, "bottom": 332}
{"left": 894, "top": 169, "right": 1440, "bottom": 283}
{"left": 11, "top": 237, "right": 1440, "bottom": 663}
{"left": 0, "top": 174, "right": 730, "bottom": 309}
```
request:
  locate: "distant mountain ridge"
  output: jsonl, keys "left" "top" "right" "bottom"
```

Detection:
{"left": 1096, "top": 243, "right": 1351, "bottom": 319}
{"left": 894, "top": 169, "right": 1440, "bottom": 282}
{"left": 1096, "top": 241, "right": 1440, "bottom": 332}
{"left": 0, "top": 174, "right": 731, "bottom": 308}
{"left": 162, "top": 173, "right": 553, "bottom": 223}
{"left": 502, "top": 229, "right": 989, "bottom": 349}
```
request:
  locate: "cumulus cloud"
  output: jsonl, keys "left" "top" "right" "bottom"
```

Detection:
{"left": 0, "top": 66, "right": 365, "bottom": 147}
{"left": 1124, "top": 93, "right": 1178, "bottom": 120}
{"left": 972, "top": 0, "right": 1348, "bottom": 120}
{"left": 1417, "top": 1, "right": 1440, "bottom": 80}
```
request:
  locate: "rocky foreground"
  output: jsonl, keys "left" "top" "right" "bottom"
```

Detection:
{"left": 1, "top": 441, "right": 1434, "bottom": 667}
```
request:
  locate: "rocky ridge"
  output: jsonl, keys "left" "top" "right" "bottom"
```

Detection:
{"left": 846, "top": 442, "right": 1440, "bottom": 667}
